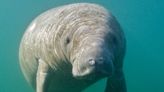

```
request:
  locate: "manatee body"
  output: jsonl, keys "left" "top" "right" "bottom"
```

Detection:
{"left": 19, "top": 3, "right": 126, "bottom": 92}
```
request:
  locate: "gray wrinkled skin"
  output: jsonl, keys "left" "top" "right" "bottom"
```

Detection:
{"left": 19, "top": 3, "right": 126, "bottom": 92}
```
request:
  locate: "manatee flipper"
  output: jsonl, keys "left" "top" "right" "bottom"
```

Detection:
{"left": 36, "top": 59, "right": 53, "bottom": 92}
{"left": 105, "top": 70, "right": 127, "bottom": 92}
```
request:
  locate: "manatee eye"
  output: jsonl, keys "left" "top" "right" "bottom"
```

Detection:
{"left": 65, "top": 37, "right": 70, "bottom": 45}
{"left": 112, "top": 36, "right": 117, "bottom": 45}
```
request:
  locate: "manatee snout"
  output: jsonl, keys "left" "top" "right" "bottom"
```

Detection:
{"left": 72, "top": 38, "right": 114, "bottom": 79}
{"left": 86, "top": 48, "right": 114, "bottom": 76}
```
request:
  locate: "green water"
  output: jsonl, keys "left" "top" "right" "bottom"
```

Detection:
{"left": 0, "top": 0, "right": 164, "bottom": 92}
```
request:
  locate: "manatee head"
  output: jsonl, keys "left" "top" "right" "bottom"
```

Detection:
{"left": 71, "top": 33, "right": 114, "bottom": 79}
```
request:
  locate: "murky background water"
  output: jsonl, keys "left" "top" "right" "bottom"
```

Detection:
{"left": 0, "top": 0, "right": 164, "bottom": 92}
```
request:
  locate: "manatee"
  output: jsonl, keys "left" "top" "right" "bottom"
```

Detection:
{"left": 19, "top": 3, "right": 126, "bottom": 92}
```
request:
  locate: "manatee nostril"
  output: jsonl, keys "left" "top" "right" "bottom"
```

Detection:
{"left": 88, "top": 59, "right": 95, "bottom": 66}
{"left": 98, "top": 57, "right": 104, "bottom": 64}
